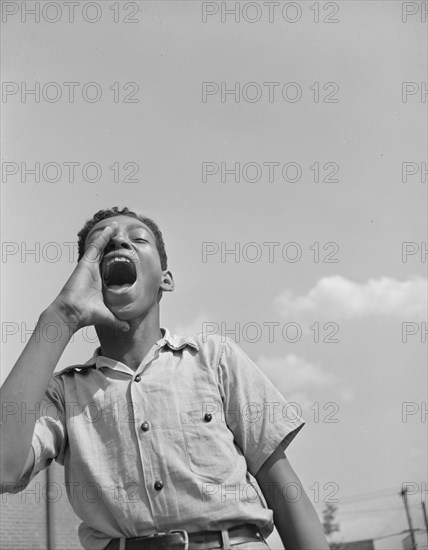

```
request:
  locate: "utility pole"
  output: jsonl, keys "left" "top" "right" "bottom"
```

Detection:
{"left": 400, "top": 486, "right": 417, "bottom": 550}
{"left": 421, "top": 501, "right": 428, "bottom": 545}
{"left": 46, "top": 467, "right": 52, "bottom": 550}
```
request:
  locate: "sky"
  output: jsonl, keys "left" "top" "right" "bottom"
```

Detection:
{"left": 1, "top": 1, "right": 427, "bottom": 548}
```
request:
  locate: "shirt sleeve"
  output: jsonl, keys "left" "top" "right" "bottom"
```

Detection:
{"left": 217, "top": 337, "right": 305, "bottom": 476}
{"left": 9, "top": 374, "right": 67, "bottom": 493}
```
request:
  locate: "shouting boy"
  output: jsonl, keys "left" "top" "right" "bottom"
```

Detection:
{"left": 0, "top": 207, "right": 329, "bottom": 550}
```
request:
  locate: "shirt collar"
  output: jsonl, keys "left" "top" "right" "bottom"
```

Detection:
{"left": 162, "top": 328, "right": 200, "bottom": 352}
{"left": 84, "top": 328, "right": 199, "bottom": 369}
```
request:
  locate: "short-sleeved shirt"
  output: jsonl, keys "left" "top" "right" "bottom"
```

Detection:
{"left": 14, "top": 329, "right": 304, "bottom": 550}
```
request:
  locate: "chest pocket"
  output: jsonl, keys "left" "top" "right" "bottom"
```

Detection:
{"left": 180, "top": 408, "right": 238, "bottom": 482}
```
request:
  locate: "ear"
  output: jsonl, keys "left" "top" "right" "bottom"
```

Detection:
{"left": 160, "top": 270, "right": 175, "bottom": 293}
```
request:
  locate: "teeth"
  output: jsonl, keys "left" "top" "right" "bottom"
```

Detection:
{"left": 106, "top": 257, "right": 133, "bottom": 266}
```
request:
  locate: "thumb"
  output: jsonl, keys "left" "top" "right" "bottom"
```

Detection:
{"left": 101, "top": 311, "right": 130, "bottom": 333}
{"left": 114, "top": 319, "right": 130, "bottom": 333}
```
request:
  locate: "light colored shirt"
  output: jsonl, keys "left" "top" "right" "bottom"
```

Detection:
{"left": 15, "top": 330, "right": 304, "bottom": 550}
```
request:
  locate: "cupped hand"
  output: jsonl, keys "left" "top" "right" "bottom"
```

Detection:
{"left": 51, "top": 222, "right": 129, "bottom": 333}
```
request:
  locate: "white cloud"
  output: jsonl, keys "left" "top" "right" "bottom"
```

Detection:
{"left": 258, "top": 353, "right": 336, "bottom": 391}
{"left": 173, "top": 312, "right": 210, "bottom": 337}
{"left": 275, "top": 276, "right": 427, "bottom": 319}
{"left": 257, "top": 353, "right": 353, "bottom": 408}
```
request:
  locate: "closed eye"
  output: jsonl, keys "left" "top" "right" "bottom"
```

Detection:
{"left": 131, "top": 238, "right": 150, "bottom": 245}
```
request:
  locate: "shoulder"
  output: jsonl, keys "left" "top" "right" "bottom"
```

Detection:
{"left": 189, "top": 332, "right": 235, "bottom": 354}
{"left": 45, "top": 364, "right": 96, "bottom": 403}
{"left": 167, "top": 332, "right": 234, "bottom": 371}
{"left": 54, "top": 348, "right": 99, "bottom": 378}
{"left": 54, "top": 363, "right": 96, "bottom": 379}
{"left": 188, "top": 333, "right": 246, "bottom": 370}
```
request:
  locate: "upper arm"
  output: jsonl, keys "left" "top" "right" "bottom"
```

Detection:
{"left": 1, "top": 376, "right": 66, "bottom": 494}
{"left": 255, "top": 445, "right": 304, "bottom": 506}
{"left": 256, "top": 445, "right": 299, "bottom": 484}
{"left": 255, "top": 447, "right": 331, "bottom": 550}
{"left": 0, "top": 447, "right": 35, "bottom": 495}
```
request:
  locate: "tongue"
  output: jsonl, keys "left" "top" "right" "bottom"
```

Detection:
{"left": 108, "top": 283, "right": 132, "bottom": 291}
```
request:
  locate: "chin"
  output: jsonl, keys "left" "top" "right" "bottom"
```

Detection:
{"left": 105, "top": 290, "right": 157, "bottom": 323}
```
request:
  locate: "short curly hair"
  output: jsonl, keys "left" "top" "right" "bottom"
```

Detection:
{"left": 77, "top": 207, "right": 168, "bottom": 270}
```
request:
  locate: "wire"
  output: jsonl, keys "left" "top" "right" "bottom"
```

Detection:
{"left": 373, "top": 529, "right": 426, "bottom": 541}
{"left": 314, "top": 486, "right": 424, "bottom": 510}
{"left": 335, "top": 505, "right": 403, "bottom": 516}
{"left": 328, "top": 487, "right": 403, "bottom": 504}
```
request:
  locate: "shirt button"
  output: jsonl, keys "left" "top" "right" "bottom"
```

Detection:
{"left": 134, "top": 374, "right": 142, "bottom": 382}
{"left": 140, "top": 421, "right": 150, "bottom": 432}
{"left": 154, "top": 481, "right": 164, "bottom": 491}
{"left": 204, "top": 413, "right": 212, "bottom": 422}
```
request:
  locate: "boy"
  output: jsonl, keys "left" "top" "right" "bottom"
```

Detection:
{"left": 0, "top": 207, "right": 329, "bottom": 550}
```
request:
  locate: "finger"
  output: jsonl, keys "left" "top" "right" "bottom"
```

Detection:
{"left": 83, "top": 223, "right": 119, "bottom": 264}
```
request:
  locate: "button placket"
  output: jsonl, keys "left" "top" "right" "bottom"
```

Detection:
{"left": 131, "top": 344, "right": 168, "bottom": 519}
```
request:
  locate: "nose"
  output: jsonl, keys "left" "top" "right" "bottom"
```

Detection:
{"left": 104, "top": 233, "right": 132, "bottom": 254}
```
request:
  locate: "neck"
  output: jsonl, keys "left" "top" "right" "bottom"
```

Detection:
{"left": 96, "top": 309, "right": 163, "bottom": 371}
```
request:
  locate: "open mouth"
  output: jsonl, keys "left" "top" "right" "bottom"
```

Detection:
{"left": 102, "top": 256, "right": 137, "bottom": 291}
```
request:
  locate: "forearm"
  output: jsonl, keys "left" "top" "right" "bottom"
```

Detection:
{"left": 1, "top": 223, "right": 129, "bottom": 484}
{"left": 0, "top": 304, "right": 74, "bottom": 481}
